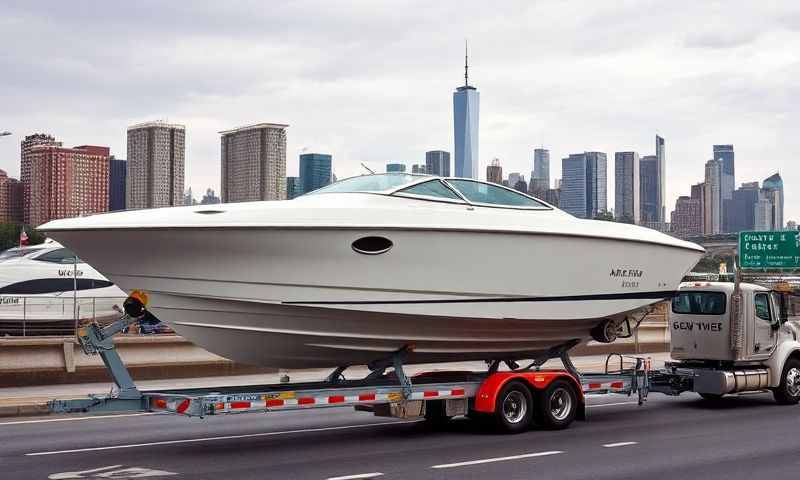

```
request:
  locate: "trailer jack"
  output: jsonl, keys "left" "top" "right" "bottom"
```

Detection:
{"left": 49, "top": 310, "right": 148, "bottom": 414}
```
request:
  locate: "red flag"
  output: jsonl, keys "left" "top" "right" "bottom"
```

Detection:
{"left": 19, "top": 228, "right": 28, "bottom": 247}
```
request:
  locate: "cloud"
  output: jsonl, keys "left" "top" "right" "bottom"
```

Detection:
{"left": 1, "top": 0, "right": 799, "bottom": 223}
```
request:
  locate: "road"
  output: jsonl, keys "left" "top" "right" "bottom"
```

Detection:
{"left": 1, "top": 393, "right": 799, "bottom": 480}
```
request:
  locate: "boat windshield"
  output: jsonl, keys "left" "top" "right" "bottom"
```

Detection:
{"left": 0, "top": 246, "right": 43, "bottom": 261}
{"left": 309, "top": 174, "right": 419, "bottom": 194}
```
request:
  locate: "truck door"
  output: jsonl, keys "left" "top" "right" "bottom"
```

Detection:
{"left": 751, "top": 292, "right": 778, "bottom": 358}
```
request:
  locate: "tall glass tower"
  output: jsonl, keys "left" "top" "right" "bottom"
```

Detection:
{"left": 453, "top": 44, "right": 479, "bottom": 179}
{"left": 299, "top": 152, "right": 332, "bottom": 194}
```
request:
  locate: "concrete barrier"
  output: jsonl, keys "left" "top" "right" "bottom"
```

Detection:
{"left": 0, "top": 335, "right": 275, "bottom": 387}
{"left": 0, "top": 303, "right": 672, "bottom": 387}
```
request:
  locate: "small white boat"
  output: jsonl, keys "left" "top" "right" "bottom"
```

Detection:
{"left": 40, "top": 174, "right": 704, "bottom": 367}
{"left": 0, "top": 239, "right": 126, "bottom": 324}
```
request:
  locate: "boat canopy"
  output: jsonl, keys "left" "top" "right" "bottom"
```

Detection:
{"left": 309, "top": 173, "right": 551, "bottom": 210}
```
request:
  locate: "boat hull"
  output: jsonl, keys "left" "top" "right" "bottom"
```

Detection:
{"left": 45, "top": 225, "right": 701, "bottom": 368}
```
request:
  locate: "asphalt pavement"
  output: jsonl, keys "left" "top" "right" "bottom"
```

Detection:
{"left": 2, "top": 391, "right": 799, "bottom": 480}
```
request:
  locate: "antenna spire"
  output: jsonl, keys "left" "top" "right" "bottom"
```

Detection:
{"left": 464, "top": 40, "right": 469, "bottom": 87}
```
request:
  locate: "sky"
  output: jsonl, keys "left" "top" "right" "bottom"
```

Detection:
{"left": 1, "top": 0, "right": 798, "bottom": 221}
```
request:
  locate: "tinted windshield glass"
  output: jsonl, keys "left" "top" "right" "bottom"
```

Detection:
{"left": 311, "top": 174, "right": 417, "bottom": 194}
{"left": 396, "top": 180, "right": 462, "bottom": 201}
{"left": 672, "top": 291, "right": 726, "bottom": 315}
{"left": 0, "top": 246, "right": 44, "bottom": 260}
{"left": 34, "top": 248, "right": 83, "bottom": 264}
{"left": 446, "top": 179, "right": 546, "bottom": 207}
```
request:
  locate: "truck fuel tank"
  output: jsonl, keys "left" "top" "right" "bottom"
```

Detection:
{"left": 694, "top": 369, "right": 770, "bottom": 395}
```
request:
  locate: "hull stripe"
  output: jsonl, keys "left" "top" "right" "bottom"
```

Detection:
{"left": 283, "top": 290, "right": 678, "bottom": 306}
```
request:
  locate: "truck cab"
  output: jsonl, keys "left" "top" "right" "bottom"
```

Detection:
{"left": 666, "top": 281, "right": 800, "bottom": 403}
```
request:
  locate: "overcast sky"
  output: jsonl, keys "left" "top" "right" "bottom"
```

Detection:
{"left": 1, "top": 1, "right": 798, "bottom": 221}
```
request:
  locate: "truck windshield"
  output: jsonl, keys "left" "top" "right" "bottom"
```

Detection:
{"left": 672, "top": 291, "right": 726, "bottom": 315}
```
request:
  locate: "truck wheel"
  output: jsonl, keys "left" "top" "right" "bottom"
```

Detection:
{"left": 493, "top": 381, "right": 534, "bottom": 433}
{"left": 773, "top": 358, "right": 800, "bottom": 405}
{"left": 536, "top": 379, "right": 578, "bottom": 430}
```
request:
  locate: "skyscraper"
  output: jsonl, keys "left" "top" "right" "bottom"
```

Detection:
{"left": 386, "top": 163, "right": 406, "bottom": 173}
{"left": 453, "top": 45, "right": 479, "bottom": 179}
{"left": 108, "top": 156, "right": 126, "bottom": 211}
{"left": 713, "top": 145, "right": 735, "bottom": 223}
{"left": 754, "top": 193, "right": 774, "bottom": 231}
{"left": 691, "top": 182, "right": 706, "bottom": 232}
{"left": 655, "top": 135, "right": 666, "bottom": 222}
{"left": 671, "top": 196, "right": 702, "bottom": 238}
{"left": 703, "top": 159, "right": 723, "bottom": 234}
{"left": 762, "top": 172, "right": 784, "bottom": 230}
{"left": 529, "top": 178, "right": 549, "bottom": 199}
{"left": 561, "top": 152, "right": 607, "bottom": 219}
{"left": 508, "top": 172, "right": 523, "bottom": 190}
{"left": 201, "top": 188, "right": 221, "bottom": 205}
{"left": 219, "top": 123, "right": 287, "bottom": 203}
{"left": 586, "top": 152, "right": 608, "bottom": 217}
{"left": 127, "top": 121, "right": 185, "bottom": 209}
{"left": 299, "top": 153, "right": 332, "bottom": 195}
{"left": 533, "top": 148, "right": 550, "bottom": 188}
{"left": 726, "top": 182, "right": 760, "bottom": 233}
{"left": 411, "top": 164, "right": 427, "bottom": 174}
{"left": 425, "top": 150, "right": 450, "bottom": 177}
{"left": 486, "top": 158, "right": 502, "bottom": 184}
{"left": 286, "top": 176, "right": 302, "bottom": 200}
{"left": 614, "top": 151, "right": 640, "bottom": 224}
{"left": 20, "top": 133, "right": 60, "bottom": 224}
{"left": 0, "top": 170, "right": 23, "bottom": 224}
{"left": 639, "top": 155, "right": 658, "bottom": 223}
{"left": 27, "top": 144, "right": 110, "bottom": 226}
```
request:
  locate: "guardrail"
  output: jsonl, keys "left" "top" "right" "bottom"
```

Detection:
{"left": 1, "top": 296, "right": 129, "bottom": 336}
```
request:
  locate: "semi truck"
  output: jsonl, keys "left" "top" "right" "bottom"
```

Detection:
{"left": 49, "top": 277, "right": 800, "bottom": 434}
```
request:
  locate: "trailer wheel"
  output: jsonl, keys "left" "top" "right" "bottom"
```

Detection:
{"left": 493, "top": 381, "right": 534, "bottom": 433}
{"left": 773, "top": 358, "right": 800, "bottom": 405}
{"left": 424, "top": 400, "right": 452, "bottom": 426}
{"left": 698, "top": 393, "right": 724, "bottom": 402}
{"left": 535, "top": 379, "right": 578, "bottom": 430}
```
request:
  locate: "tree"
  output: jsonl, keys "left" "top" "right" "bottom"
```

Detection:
{"left": 593, "top": 211, "right": 615, "bottom": 222}
{"left": 0, "top": 224, "right": 45, "bottom": 252}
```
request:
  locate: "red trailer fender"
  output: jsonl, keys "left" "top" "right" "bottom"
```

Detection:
{"left": 472, "top": 370, "right": 584, "bottom": 414}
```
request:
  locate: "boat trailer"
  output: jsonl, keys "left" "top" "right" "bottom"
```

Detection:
{"left": 49, "top": 303, "right": 653, "bottom": 431}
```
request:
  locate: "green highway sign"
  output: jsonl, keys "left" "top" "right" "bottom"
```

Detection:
{"left": 739, "top": 231, "right": 800, "bottom": 269}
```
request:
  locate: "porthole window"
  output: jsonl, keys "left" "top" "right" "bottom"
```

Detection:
{"left": 352, "top": 236, "right": 393, "bottom": 255}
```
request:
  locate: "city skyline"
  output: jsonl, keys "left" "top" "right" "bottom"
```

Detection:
{"left": 1, "top": 2, "right": 798, "bottom": 222}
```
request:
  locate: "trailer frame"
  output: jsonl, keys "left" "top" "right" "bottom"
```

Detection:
{"left": 48, "top": 311, "right": 653, "bottom": 431}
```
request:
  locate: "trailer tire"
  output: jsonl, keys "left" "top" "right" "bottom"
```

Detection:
{"left": 772, "top": 358, "right": 800, "bottom": 405}
{"left": 698, "top": 393, "right": 724, "bottom": 402}
{"left": 424, "top": 400, "right": 452, "bottom": 426}
{"left": 535, "top": 379, "right": 578, "bottom": 430}
{"left": 493, "top": 381, "right": 534, "bottom": 433}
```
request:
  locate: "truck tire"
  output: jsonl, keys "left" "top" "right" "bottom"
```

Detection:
{"left": 535, "top": 379, "right": 578, "bottom": 430}
{"left": 772, "top": 358, "right": 800, "bottom": 405}
{"left": 493, "top": 381, "right": 534, "bottom": 433}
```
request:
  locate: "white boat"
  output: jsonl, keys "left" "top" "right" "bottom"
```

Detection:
{"left": 40, "top": 174, "right": 704, "bottom": 368}
{"left": 0, "top": 239, "right": 127, "bottom": 324}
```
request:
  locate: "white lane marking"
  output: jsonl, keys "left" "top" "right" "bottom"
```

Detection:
{"left": 0, "top": 412, "right": 165, "bottom": 426}
{"left": 431, "top": 451, "right": 563, "bottom": 469}
{"left": 49, "top": 465, "right": 177, "bottom": 479}
{"left": 326, "top": 473, "right": 384, "bottom": 480}
{"left": 602, "top": 441, "right": 638, "bottom": 448}
{"left": 27, "top": 420, "right": 421, "bottom": 456}
{"left": 586, "top": 401, "right": 638, "bottom": 408}
{"left": 48, "top": 465, "right": 122, "bottom": 479}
